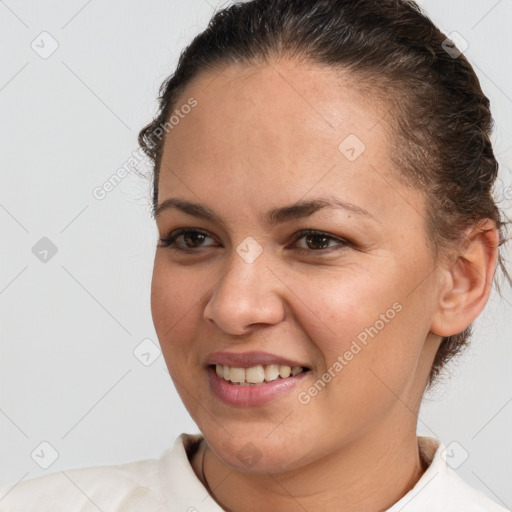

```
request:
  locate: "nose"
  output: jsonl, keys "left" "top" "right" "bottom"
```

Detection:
{"left": 203, "top": 250, "right": 286, "bottom": 335}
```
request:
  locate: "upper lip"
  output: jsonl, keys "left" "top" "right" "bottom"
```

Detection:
{"left": 206, "top": 351, "right": 309, "bottom": 369}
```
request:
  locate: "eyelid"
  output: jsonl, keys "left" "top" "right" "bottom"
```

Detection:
{"left": 158, "top": 227, "right": 352, "bottom": 253}
{"left": 158, "top": 227, "right": 218, "bottom": 250}
{"left": 287, "top": 229, "right": 351, "bottom": 252}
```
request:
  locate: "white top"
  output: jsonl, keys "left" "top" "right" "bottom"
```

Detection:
{"left": 0, "top": 434, "right": 507, "bottom": 511}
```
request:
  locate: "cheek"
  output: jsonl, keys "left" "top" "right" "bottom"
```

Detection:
{"left": 296, "top": 269, "right": 425, "bottom": 394}
{"left": 290, "top": 270, "right": 402, "bottom": 363}
{"left": 150, "top": 256, "right": 206, "bottom": 352}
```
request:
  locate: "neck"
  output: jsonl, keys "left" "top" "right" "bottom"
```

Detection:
{"left": 194, "top": 419, "right": 427, "bottom": 512}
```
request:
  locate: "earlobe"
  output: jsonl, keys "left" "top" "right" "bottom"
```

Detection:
{"left": 430, "top": 220, "right": 499, "bottom": 337}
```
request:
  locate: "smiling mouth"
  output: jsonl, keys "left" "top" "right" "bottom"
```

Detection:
{"left": 211, "top": 364, "right": 309, "bottom": 386}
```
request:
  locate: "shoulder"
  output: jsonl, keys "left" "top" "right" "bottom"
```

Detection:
{"left": 394, "top": 436, "right": 509, "bottom": 512}
{"left": 436, "top": 465, "right": 508, "bottom": 512}
{"left": 0, "top": 458, "right": 169, "bottom": 512}
{"left": 0, "top": 438, "right": 196, "bottom": 512}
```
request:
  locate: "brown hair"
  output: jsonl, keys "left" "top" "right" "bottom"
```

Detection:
{"left": 138, "top": 0, "right": 510, "bottom": 391}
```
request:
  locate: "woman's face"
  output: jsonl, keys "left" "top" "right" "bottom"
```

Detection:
{"left": 151, "top": 59, "right": 443, "bottom": 473}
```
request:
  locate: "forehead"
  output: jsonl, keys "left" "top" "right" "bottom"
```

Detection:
{"left": 166, "top": 58, "right": 390, "bottom": 162}
{"left": 157, "top": 58, "right": 419, "bottom": 224}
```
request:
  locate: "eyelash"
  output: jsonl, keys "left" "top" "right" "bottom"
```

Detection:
{"left": 158, "top": 228, "right": 351, "bottom": 254}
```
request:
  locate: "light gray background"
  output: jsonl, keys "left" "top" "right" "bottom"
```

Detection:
{"left": 1, "top": 0, "right": 511, "bottom": 507}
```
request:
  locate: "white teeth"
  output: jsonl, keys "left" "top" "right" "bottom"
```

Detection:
{"left": 279, "top": 365, "right": 291, "bottom": 378}
{"left": 246, "top": 365, "right": 265, "bottom": 384}
{"left": 291, "top": 366, "right": 303, "bottom": 376}
{"left": 214, "top": 364, "right": 306, "bottom": 385}
{"left": 264, "top": 364, "right": 280, "bottom": 381}
{"left": 229, "top": 367, "right": 245, "bottom": 383}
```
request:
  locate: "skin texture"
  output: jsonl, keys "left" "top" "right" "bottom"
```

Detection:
{"left": 150, "top": 58, "right": 499, "bottom": 512}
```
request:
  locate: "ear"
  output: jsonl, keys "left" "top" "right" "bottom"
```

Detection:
{"left": 430, "top": 219, "right": 500, "bottom": 337}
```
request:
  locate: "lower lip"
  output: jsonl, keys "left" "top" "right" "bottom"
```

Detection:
{"left": 207, "top": 366, "right": 309, "bottom": 407}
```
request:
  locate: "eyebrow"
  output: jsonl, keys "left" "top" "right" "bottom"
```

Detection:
{"left": 154, "top": 196, "right": 378, "bottom": 226}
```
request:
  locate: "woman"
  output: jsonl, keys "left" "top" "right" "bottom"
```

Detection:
{"left": 1, "top": 0, "right": 510, "bottom": 510}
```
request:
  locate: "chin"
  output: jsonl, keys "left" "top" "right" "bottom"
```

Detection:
{"left": 202, "top": 425, "right": 315, "bottom": 474}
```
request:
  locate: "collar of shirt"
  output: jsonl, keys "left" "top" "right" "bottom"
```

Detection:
{"left": 158, "top": 433, "right": 508, "bottom": 512}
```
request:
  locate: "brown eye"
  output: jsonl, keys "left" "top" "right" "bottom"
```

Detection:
{"left": 290, "top": 230, "right": 350, "bottom": 253}
{"left": 182, "top": 231, "right": 207, "bottom": 248}
{"left": 304, "top": 233, "right": 331, "bottom": 250}
{"left": 158, "top": 229, "right": 217, "bottom": 250}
